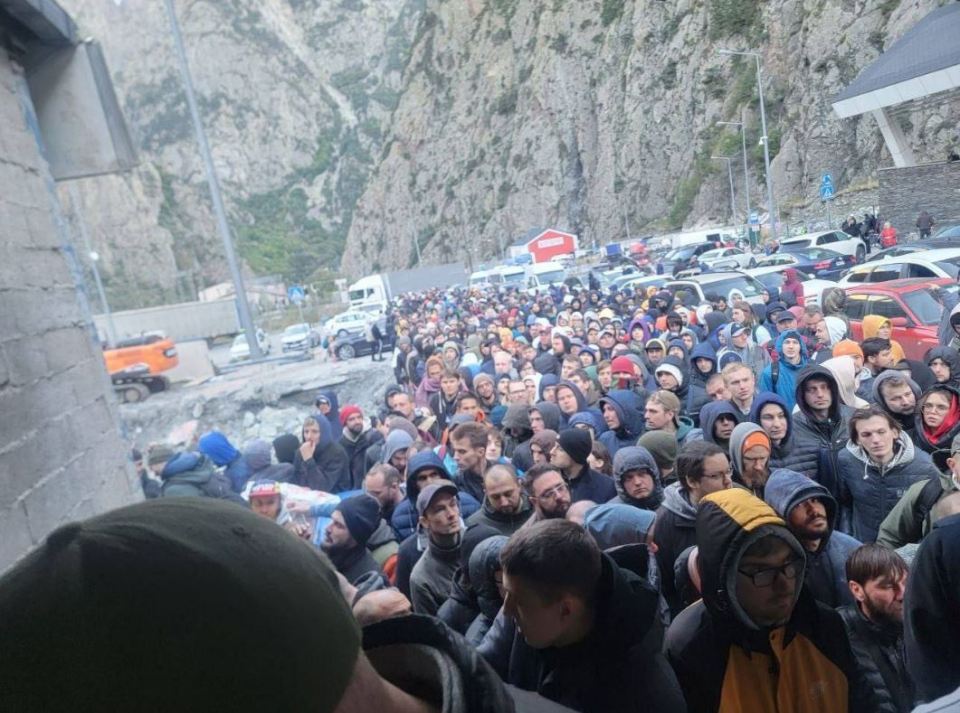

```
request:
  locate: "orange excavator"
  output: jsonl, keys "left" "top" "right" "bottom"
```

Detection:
{"left": 103, "top": 333, "right": 179, "bottom": 403}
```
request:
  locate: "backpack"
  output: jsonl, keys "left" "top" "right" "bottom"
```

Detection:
{"left": 912, "top": 476, "right": 944, "bottom": 537}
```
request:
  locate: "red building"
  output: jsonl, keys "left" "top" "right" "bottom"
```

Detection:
{"left": 508, "top": 228, "right": 579, "bottom": 263}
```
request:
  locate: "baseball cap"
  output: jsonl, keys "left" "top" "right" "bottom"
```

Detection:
{"left": 248, "top": 480, "right": 282, "bottom": 499}
{"left": 730, "top": 325, "right": 748, "bottom": 338}
{"left": 776, "top": 311, "right": 796, "bottom": 324}
{"left": 416, "top": 480, "right": 459, "bottom": 516}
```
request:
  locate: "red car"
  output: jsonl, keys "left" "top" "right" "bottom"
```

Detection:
{"left": 844, "top": 278, "right": 959, "bottom": 361}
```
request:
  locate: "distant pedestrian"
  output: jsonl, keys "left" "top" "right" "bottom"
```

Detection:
{"left": 916, "top": 210, "right": 935, "bottom": 239}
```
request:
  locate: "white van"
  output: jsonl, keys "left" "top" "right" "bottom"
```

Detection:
{"left": 526, "top": 263, "right": 567, "bottom": 294}
{"left": 497, "top": 265, "right": 527, "bottom": 288}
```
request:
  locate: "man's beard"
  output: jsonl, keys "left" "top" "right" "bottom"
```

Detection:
{"left": 861, "top": 593, "right": 903, "bottom": 627}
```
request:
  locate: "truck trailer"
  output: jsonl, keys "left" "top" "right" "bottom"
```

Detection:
{"left": 348, "top": 263, "right": 467, "bottom": 311}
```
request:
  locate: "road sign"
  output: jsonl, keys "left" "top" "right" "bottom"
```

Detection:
{"left": 287, "top": 285, "right": 305, "bottom": 304}
{"left": 749, "top": 211, "right": 760, "bottom": 226}
{"left": 819, "top": 173, "right": 835, "bottom": 201}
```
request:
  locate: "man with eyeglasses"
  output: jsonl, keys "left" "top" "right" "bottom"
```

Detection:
{"left": 666, "top": 488, "right": 872, "bottom": 712}
{"left": 729, "top": 422, "right": 772, "bottom": 499}
{"left": 656, "top": 441, "right": 733, "bottom": 617}
{"left": 523, "top": 463, "right": 572, "bottom": 522}
{"left": 764, "top": 469, "right": 861, "bottom": 608}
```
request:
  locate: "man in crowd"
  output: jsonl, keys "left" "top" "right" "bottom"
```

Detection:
{"left": 644, "top": 390, "right": 696, "bottom": 445}
{"left": 409, "top": 480, "right": 463, "bottom": 616}
{"left": 321, "top": 494, "right": 383, "bottom": 584}
{"left": 598, "top": 389, "right": 645, "bottom": 459}
{"left": 610, "top": 446, "right": 664, "bottom": 512}
{"left": 839, "top": 544, "right": 913, "bottom": 713}
{"left": 723, "top": 362, "right": 756, "bottom": 418}
{"left": 466, "top": 464, "right": 533, "bottom": 536}
{"left": 764, "top": 469, "right": 860, "bottom": 607}
{"left": 551, "top": 429, "right": 617, "bottom": 503}
{"left": 666, "top": 488, "right": 871, "bottom": 712}
{"left": 363, "top": 463, "right": 404, "bottom": 525}
{"left": 873, "top": 371, "right": 920, "bottom": 437}
{"left": 729, "top": 422, "right": 772, "bottom": 498}
{"left": 147, "top": 443, "right": 243, "bottom": 504}
{"left": 339, "top": 405, "right": 385, "bottom": 489}
{"left": 704, "top": 372, "right": 731, "bottom": 402}
{"left": 450, "top": 421, "right": 490, "bottom": 503}
{"left": 525, "top": 463, "right": 572, "bottom": 521}
{"left": 792, "top": 365, "right": 852, "bottom": 495}
{"left": 499, "top": 519, "right": 686, "bottom": 712}
{"left": 862, "top": 338, "right": 894, "bottom": 377}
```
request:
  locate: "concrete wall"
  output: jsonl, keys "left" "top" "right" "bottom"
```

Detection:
{"left": 0, "top": 50, "right": 138, "bottom": 571}
{"left": 93, "top": 297, "right": 241, "bottom": 343}
{"left": 878, "top": 161, "right": 960, "bottom": 235}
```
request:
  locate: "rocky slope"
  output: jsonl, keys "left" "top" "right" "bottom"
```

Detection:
{"left": 60, "top": 0, "right": 957, "bottom": 297}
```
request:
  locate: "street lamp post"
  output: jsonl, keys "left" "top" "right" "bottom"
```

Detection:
{"left": 67, "top": 184, "right": 118, "bottom": 347}
{"left": 716, "top": 117, "right": 751, "bottom": 229}
{"left": 718, "top": 49, "right": 778, "bottom": 239}
{"left": 163, "top": 0, "right": 262, "bottom": 358}
{"left": 710, "top": 156, "right": 737, "bottom": 226}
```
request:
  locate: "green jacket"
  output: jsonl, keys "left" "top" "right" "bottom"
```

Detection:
{"left": 876, "top": 469, "right": 955, "bottom": 549}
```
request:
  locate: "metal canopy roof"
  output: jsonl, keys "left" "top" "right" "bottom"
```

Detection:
{"left": 832, "top": 2, "right": 960, "bottom": 118}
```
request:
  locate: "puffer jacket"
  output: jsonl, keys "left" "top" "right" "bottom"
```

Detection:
{"left": 763, "top": 469, "right": 861, "bottom": 608}
{"left": 836, "top": 433, "right": 940, "bottom": 543}
{"left": 749, "top": 391, "right": 819, "bottom": 479}
{"left": 757, "top": 329, "right": 809, "bottom": 411}
{"left": 838, "top": 605, "right": 912, "bottom": 713}
{"left": 876, "top": 465, "right": 956, "bottom": 549}
{"left": 160, "top": 452, "right": 246, "bottom": 505}
{"left": 655, "top": 482, "right": 699, "bottom": 618}
{"left": 912, "top": 383, "right": 960, "bottom": 471}
{"left": 597, "top": 390, "right": 645, "bottom": 459}
{"left": 610, "top": 446, "right": 664, "bottom": 511}
{"left": 686, "top": 342, "right": 716, "bottom": 427}
{"left": 665, "top": 488, "right": 870, "bottom": 713}
{"left": 792, "top": 364, "right": 854, "bottom": 499}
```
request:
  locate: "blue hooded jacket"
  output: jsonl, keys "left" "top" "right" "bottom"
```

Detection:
{"left": 390, "top": 450, "right": 480, "bottom": 541}
{"left": 538, "top": 373, "right": 560, "bottom": 401}
{"left": 598, "top": 390, "right": 645, "bottom": 459}
{"left": 758, "top": 329, "right": 809, "bottom": 411}
{"left": 556, "top": 380, "right": 605, "bottom": 431}
{"left": 763, "top": 468, "right": 860, "bottom": 608}
{"left": 198, "top": 431, "right": 248, "bottom": 493}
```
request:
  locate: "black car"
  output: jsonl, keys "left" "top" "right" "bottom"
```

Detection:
{"left": 659, "top": 242, "right": 719, "bottom": 276}
{"left": 775, "top": 245, "right": 855, "bottom": 280}
{"left": 332, "top": 331, "right": 396, "bottom": 360}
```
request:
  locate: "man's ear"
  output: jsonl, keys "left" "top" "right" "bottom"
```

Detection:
{"left": 848, "top": 580, "right": 865, "bottom": 603}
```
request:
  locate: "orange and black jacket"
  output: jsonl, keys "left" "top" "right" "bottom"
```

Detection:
{"left": 664, "top": 489, "right": 872, "bottom": 713}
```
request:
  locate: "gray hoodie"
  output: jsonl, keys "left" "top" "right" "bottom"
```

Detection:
{"left": 728, "top": 421, "right": 769, "bottom": 498}
{"left": 872, "top": 369, "right": 921, "bottom": 433}
{"left": 611, "top": 446, "right": 663, "bottom": 511}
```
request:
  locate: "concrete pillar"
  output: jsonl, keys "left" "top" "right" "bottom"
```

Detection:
{"left": 871, "top": 108, "right": 917, "bottom": 168}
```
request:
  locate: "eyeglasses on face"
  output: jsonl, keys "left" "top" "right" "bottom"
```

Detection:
{"left": 702, "top": 468, "right": 733, "bottom": 480}
{"left": 738, "top": 557, "right": 803, "bottom": 587}
{"left": 922, "top": 402, "right": 950, "bottom": 414}
{"left": 535, "top": 481, "right": 569, "bottom": 501}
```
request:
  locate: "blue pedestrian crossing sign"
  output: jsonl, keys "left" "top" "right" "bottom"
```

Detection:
{"left": 287, "top": 285, "right": 305, "bottom": 304}
{"left": 819, "top": 174, "right": 835, "bottom": 201}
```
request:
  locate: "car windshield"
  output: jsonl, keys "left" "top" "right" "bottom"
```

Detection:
{"left": 665, "top": 246, "right": 697, "bottom": 260}
{"left": 701, "top": 275, "right": 765, "bottom": 298}
{"left": 933, "top": 257, "right": 960, "bottom": 279}
{"left": 536, "top": 269, "right": 565, "bottom": 284}
{"left": 501, "top": 271, "right": 526, "bottom": 286}
{"left": 284, "top": 324, "right": 308, "bottom": 336}
{"left": 903, "top": 286, "right": 957, "bottom": 324}
{"left": 701, "top": 249, "right": 725, "bottom": 259}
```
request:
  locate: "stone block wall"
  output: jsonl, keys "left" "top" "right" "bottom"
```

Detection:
{"left": 0, "top": 50, "right": 139, "bottom": 571}
{"left": 878, "top": 161, "right": 960, "bottom": 235}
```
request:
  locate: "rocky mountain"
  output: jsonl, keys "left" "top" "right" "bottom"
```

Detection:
{"left": 60, "top": 0, "right": 956, "bottom": 300}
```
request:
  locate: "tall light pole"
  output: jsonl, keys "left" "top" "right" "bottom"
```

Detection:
{"left": 68, "top": 184, "right": 117, "bottom": 347}
{"left": 710, "top": 156, "right": 737, "bottom": 226}
{"left": 718, "top": 49, "right": 778, "bottom": 239}
{"left": 163, "top": 0, "right": 262, "bottom": 358}
{"left": 717, "top": 118, "right": 751, "bottom": 228}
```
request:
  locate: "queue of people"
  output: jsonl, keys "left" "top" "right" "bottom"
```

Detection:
{"left": 6, "top": 277, "right": 960, "bottom": 713}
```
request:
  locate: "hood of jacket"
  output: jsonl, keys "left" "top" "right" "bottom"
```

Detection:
{"left": 821, "top": 356, "right": 869, "bottom": 409}
{"left": 160, "top": 452, "right": 213, "bottom": 482}
{"left": 532, "top": 401, "right": 562, "bottom": 432}
{"left": 567, "top": 410, "right": 606, "bottom": 434}
{"left": 501, "top": 404, "right": 531, "bottom": 433}
{"left": 316, "top": 389, "right": 341, "bottom": 432}
{"left": 381, "top": 430, "right": 414, "bottom": 466}
{"left": 197, "top": 431, "right": 240, "bottom": 467}
{"left": 583, "top": 502, "right": 656, "bottom": 549}
{"left": 763, "top": 469, "right": 838, "bottom": 553}
{"left": 405, "top": 451, "right": 447, "bottom": 503}
{"left": 926, "top": 346, "right": 960, "bottom": 388}
{"left": 612, "top": 446, "right": 663, "bottom": 510}
{"left": 556, "top": 380, "right": 588, "bottom": 414}
{"left": 660, "top": 481, "right": 697, "bottom": 523}
{"left": 873, "top": 369, "right": 920, "bottom": 412}
{"left": 729, "top": 421, "right": 769, "bottom": 479}
{"left": 304, "top": 412, "right": 337, "bottom": 452}
{"left": 705, "top": 310, "right": 728, "bottom": 335}
{"left": 774, "top": 329, "right": 809, "bottom": 368}
{"left": 862, "top": 315, "right": 891, "bottom": 340}
{"left": 749, "top": 391, "right": 793, "bottom": 445}
{"left": 844, "top": 431, "right": 917, "bottom": 471}
{"left": 699, "top": 400, "right": 740, "bottom": 445}
{"left": 468, "top": 535, "right": 509, "bottom": 620}
{"left": 795, "top": 364, "right": 843, "bottom": 424}
{"left": 598, "top": 390, "right": 645, "bottom": 441}
{"left": 689, "top": 341, "right": 717, "bottom": 379}
{"left": 243, "top": 439, "right": 273, "bottom": 473}
{"left": 696, "top": 488, "right": 806, "bottom": 631}
{"left": 534, "top": 353, "right": 560, "bottom": 379}
{"left": 367, "top": 519, "right": 397, "bottom": 551}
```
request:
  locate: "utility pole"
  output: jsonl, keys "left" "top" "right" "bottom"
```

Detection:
{"left": 717, "top": 116, "right": 751, "bottom": 231}
{"left": 163, "top": 0, "right": 262, "bottom": 358}
{"left": 711, "top": 156, "right": 737, "bottom": 226}
{"left": 718, "top": 49, "right": 778, "bottom": 239}
{"left": 68, "top": 184, "right": 117, "bottom": 347}
{"left": 411, "top": 227, "right": 422, "bottom": 266}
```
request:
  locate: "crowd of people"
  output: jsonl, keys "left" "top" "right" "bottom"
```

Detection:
{"left": 6, "top": 274, "right": 960, "bottom": 712}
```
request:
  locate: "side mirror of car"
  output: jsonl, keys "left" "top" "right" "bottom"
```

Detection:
{"left": 889, "top": 317, "right": 909, "bottom": 328}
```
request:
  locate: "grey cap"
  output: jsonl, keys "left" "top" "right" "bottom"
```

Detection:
{"left": 416, "top": 480, "right": 459, "bottom": 516}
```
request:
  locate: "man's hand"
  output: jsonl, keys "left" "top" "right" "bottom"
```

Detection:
{"left": 286, "top": 500, "right": 311, "bottom": 515}
{"left": 299, "top": 440, "right": 316, "bottom": 461}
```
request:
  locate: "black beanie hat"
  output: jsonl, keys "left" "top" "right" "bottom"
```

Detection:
{"left": 336, "top": 494, "right": 381, "bottom": 546}
{"left": 558, "top": 428, "right": 592, "bottom": 466}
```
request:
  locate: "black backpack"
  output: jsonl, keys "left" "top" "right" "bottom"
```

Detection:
{"left": 912, "top": 476, "right": 944, "bottom": 537}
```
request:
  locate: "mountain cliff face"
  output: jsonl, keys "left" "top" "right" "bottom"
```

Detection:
{"left": 60, "top": 0, "right": 955, "bottom": 300}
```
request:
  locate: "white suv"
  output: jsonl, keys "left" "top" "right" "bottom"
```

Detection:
{"left": 780, "top": 230, "right": 866, "bottom": 262}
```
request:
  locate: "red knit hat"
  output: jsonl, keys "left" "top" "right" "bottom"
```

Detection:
{"left": 339, "top": 405, "right": 363, "bottom": 427}
{"left": 610, "top": 356, "right": 636, "bottom": 376}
